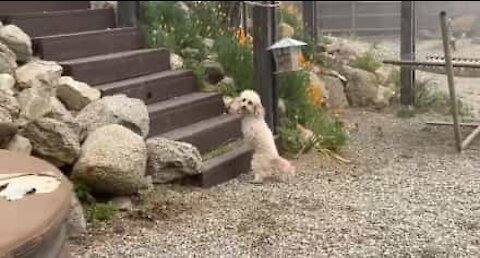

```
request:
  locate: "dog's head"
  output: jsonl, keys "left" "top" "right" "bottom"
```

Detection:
{"left": 239, "top": 90, "right": 264, "bottom": 118}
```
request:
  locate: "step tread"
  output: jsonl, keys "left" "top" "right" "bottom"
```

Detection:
{"left": 0, "top": 8, "right": 111, "bottom": 18}
{"left": 147, "top": 92, "right": 221, "bottom": 113}
{"left": 0, "top": 1, "right": 90, "bottom": 14}
{"left": 96, "top": 70, "right": 192, "bottom": 92}
{"left": 60, "top": 49, "right": 162, "bottom": 65}
{"left": 161, "top": 114, "right": 241, "bottom": 141}
{"left": 203, "top": 143, "right": 251, "bottom": 168}
{"left": 33, "top": 27, "right": 137, "bottom": 40}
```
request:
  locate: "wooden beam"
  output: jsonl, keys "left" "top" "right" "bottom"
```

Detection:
{"left": 252, "top": 1, "right": 277, "bottom": 132}
{"left": 400, "top": 1, "right": 416, "bottom": 106}
{"left": 117, "top": 1, "right": 139, "bottom": 27}
{"left": 302, "top": 1, "right": 317, "bottom": 40}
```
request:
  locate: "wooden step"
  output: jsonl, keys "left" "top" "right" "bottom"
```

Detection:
{"left": 147, "top": 92, "right": 224, "bottom": 137}
{"left": 33, "top": 27, "right": 142, "bottom": 61}
{"left": 97, "top": 70, "right": 196, "bottom": 105}
{"left": 160, "top": 114, "right": 243, "bottom": 154}
{"left": 186, "top": 144, "right": 253, "bottom": 188}
{"left": 0, "top": 1, "right": 90, "bottom": 14}
{"left": 0, "top": 9, "right": 115, "bottom": 37}
{"left": 60, "top": 49, "right": 170, "bottom": 85}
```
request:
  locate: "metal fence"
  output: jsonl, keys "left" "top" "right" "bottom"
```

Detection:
{"left": 286, "top": 1, "right": 480, "bottom": 37}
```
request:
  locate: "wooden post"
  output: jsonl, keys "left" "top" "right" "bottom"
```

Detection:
{"left": 302, "top": 1, "right": 317, "bottom": 41}
{"left": 440, "top": 11, "right": 462, "bottom": 151}
{"left": 252, "top": 1, "right": 277, "bottom": 132}
{"left": 400, "top": 1, "right": 416, "bottom": 105}
{"left": 117, "top": 1, "right": 139, "bottom": 27}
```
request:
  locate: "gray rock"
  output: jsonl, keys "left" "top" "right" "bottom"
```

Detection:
{"left": 67, "top": 195, "right": 87, "bottom": 237}
{"left": 75, "top": 94, "right": 150, "bottom": 140}
{"left": 0, "top": 89, "right": 19, "bottom": 119}
{"left": 20, "top": 117, "right": 81, "bottom": 166}
{"left": 14, "top": 60, "right": 63, "bottom": 90}
{"left": 72, "top": 124, "right": 150, "bottom": 195}
{"left": 373, "top": 85, "right": 395, "bottom": 109}
{"left": 146, "top": 137, "right": 202, "bottom": 184}
{"left": 5, "top": 134, "right": 32, "bottom": 155}
{"left": 57, "top": 76, "right": 101, "bottom": 111}
{"left": 0, "top": 73, "right": 15, "bottom": 95}
{"left": 17, "top": 86, "right": 54, "bottom": 123}
{"left": 202, "top": 38, "right": 215, "bottom": 50}
{"left": 48, "top": 97, "right": 75, "bottom": 122}
{"left": 0, "top": 120, "right": 17, "bottom": 148}
{"left": 201, "top": 60, "right": 225, "bottom": 84}
{"left": 322, "top": 75, "right": 349, "bottom": 109}
{"left": 342, "top": 66, "right": 379, "bottom": 107}
{"left": 0, "top": 25, "right": 32, "bottom": 62}
{"left": 0, "top": 42, "right": 17, "bottom": 74}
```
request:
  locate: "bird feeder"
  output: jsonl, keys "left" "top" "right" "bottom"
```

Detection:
{"left": 267, "top": 37, "right": 307, "bottom": 73}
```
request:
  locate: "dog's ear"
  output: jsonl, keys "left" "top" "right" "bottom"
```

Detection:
{"left": 254, "top": 102, "right": 265, "bottom": 118}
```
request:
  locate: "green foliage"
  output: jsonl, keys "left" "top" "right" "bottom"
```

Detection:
{"left": 214, "top": 35, "right": 253, "bottom": 95}
{"left": 351, "top": 51, "right": 382, "bottom": 73}
{"left": 72, "top": 179, "right": 94, "bottom": 204}
{"left": 86, "top": 203, "right": 117, "bottom": 223}
{"left": 278, "top": 71, "right": 348, "bottom": 153}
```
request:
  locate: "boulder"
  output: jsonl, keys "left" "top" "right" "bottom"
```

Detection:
{"left": 308, "top": 72, "right": 329, "bottom": 107}
{"left": 48, "top": 97, "right": 75, "bottom": 123}
{"left": 201, "top": 60, "right": 225, "bottom": 84}
{"left": 74, "top": 94, "right": 150, "bottom": 139}
{"left": 109, "top": 196, "right": 133, "bottom": 212}
{"left": 17, "top": 86, "right": 54, "bottom": 123}
{"left": 0, "top": 42, "right": 17, "bottom": 74}
{"left": 67, "top": 195, "right": 87, "bottom": 237}
{"left": 0, "top": 73, "right": 15, "bottom": 95}
{"left": 279, "top": 22, "right": 295, "bottom": 38}
{"left": 15, "top": 60, "right": 63, "bottom": 90}
{"left": 322, "top": 75, "right": 349, "bottom": 109}
{"left": 202, "top": 38, "right": 215, "bottom": 50}
{"left": 57, "top": 76, "right": 101, "bottom": 111}
{"left": 170, "top": 53, "right": 184, "bottom": 70}
{"left": 146, "top": 137, "right": 202, "bottom": 184}
{"left": 5, "top": 134, "right": 32, "bottom": 155}
{"left": 342, "top": 66, "right": 380, "bottom": 107}
{"left": 0, "top": 118, "right": 17, "bottom": 148}
{"left": 375, "top": 65, "right": 398, "bottom": 86}
{"left": 20, "top": 117, "right": 81, "bottom": 166}
{"left": 0, "top": 89, "right": 20, "bottom": 119}
{"left": 0, "top": 24, "right": 32, "bottom": 62}
{"left": 72, "top": 124, "right": 150, "bottom": 195}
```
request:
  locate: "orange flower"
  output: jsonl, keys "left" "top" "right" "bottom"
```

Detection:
{"left": 233, "top": 28, "right": 252, "bottom": 46}
{"left": 298, "top": 53, "right": 313, "bottom": 70}
{"left": 306, "top": 85, "right": 324, "bottom": 107}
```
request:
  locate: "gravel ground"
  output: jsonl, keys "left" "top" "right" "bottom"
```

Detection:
{"left": 70, "top": 108, "right": 480, "bottom": 257}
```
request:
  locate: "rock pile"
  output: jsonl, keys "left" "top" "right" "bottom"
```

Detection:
{"left": 0, "top": 23, "right": 205, "bottom": 233}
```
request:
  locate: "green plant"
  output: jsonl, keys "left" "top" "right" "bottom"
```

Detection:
{"left": 72, "top": 179, "right": 95, "bottom": 204}
{"left": 278, "top": 71, "right": 348, "bottom": 153}
{"left": 351, "top": 51, "right": 382, "bottom": 73}
{"left": 86, "top": 203, "right": 117, "bottom": 223}
{"left": 213, "top": 35, "right": 253, "bottom": 95}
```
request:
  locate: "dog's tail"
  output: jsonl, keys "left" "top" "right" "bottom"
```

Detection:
{"left": 273, "top": 157, "right": 296, "bottom": 176}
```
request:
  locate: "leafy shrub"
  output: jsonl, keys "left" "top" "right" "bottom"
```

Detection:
{"left": 86, "top": 203, "right": 117, "bottom": 222}
{"left": 351, "top": 51, "right": 382, "bottom": 73}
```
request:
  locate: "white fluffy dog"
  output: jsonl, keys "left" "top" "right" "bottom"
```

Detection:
{"left": 227, "top": 90, "right": 295, "bottom": 183}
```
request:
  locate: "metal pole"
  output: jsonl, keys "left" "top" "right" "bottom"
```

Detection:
{"left": 400, "top": 1, "right": 416, "bottom": 106}
{"left": 440, "top": 11, "right": 462, "bottom": 152}
{"left": 302, "top": 1, "right": 317, "bottom": 41}
{"left": 117, "top": 1, "right": 139, "bottom": 27}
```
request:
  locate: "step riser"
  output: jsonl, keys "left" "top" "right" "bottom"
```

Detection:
{"left": 163, "top": 117, "right": 242, "bottom": 154}
{"left": 149, "top": 97, "right": 224, "bottom": 137}
{"left": 2, "top": 9, "right": 115, "bottom": 38}
{"left": 188, "top": 147, "right": 253, "bottom": 188}
{"left": 100, "top": 73, "right": 196, "bottom": 105}
{"left": 34, "top": 29, "right": 142, "bottom": 61}
{"left": 0, "top": 1, "right": 90, "bottom": 14}
{"left": 61, "top": 50, "right": 170, "bottom": 85}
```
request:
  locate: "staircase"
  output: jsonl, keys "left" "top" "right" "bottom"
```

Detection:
{"left": 0, "top": 1, "right": 252, "bottom": 187}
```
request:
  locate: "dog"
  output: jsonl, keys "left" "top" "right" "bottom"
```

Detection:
{"left": 227, "top": 90, "right": 295, "bottom": 183}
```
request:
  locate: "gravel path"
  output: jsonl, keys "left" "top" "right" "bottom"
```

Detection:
{"left": 70, "top": 109, "right": 480, "bottom": 257}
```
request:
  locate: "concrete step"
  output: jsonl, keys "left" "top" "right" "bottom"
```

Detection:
{"left": 97, "top": 70, "right": 196, "bottom": 105}
{"left": 147, "top": 92, "right": 224, "bottom": 137}
{"left": 33, "top": 27, "right": 142, "bottom": 61}
{"left": 60, "top": 49, "right": 170, "bottom": 85}
{"left": 0, "top": 8, "right": 115, "bottom": 37}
